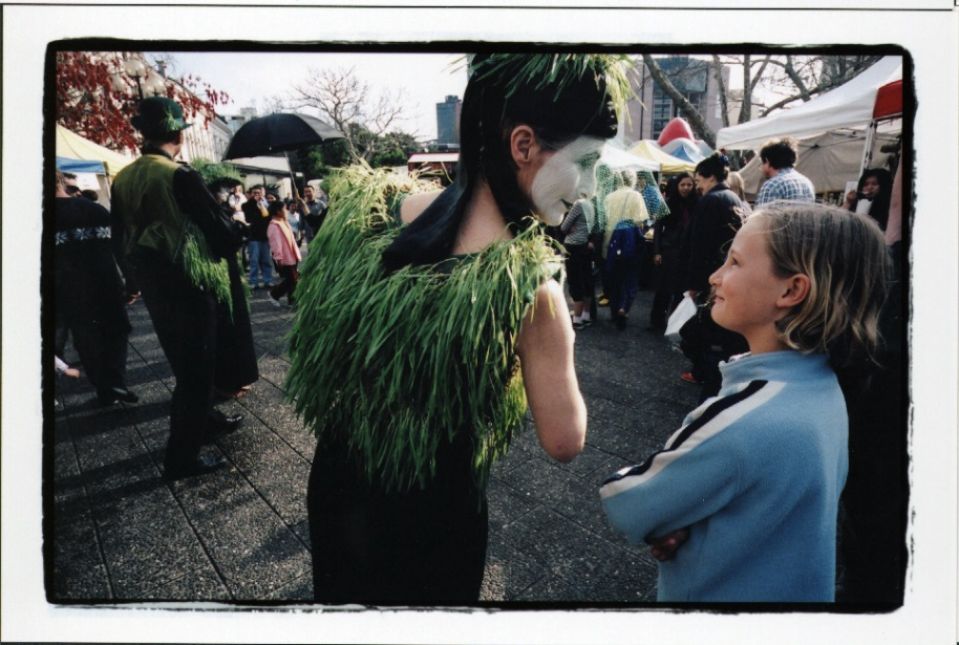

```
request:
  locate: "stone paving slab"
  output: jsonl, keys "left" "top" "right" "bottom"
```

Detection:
{"left": 50, "top": 285, "right": 699, "bottom": 605}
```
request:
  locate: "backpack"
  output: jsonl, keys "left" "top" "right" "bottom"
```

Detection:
{"left": 606, "top": 220, "right": 640, "bottom": 267}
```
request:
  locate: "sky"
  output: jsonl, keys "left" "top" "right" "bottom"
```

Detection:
{"left": 154, "top": 51, "right": 469, "bottom": 141}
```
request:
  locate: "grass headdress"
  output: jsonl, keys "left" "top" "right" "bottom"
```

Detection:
{"left": 382, "top": 52, "right": 635, "bottom": 272}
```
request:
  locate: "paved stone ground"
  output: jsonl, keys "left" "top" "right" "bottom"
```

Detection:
{"left": 50, "top": 280, "right": 699, "bottom": 605}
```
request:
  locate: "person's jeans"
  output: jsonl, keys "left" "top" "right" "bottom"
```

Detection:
{"left": 247, "top": 240, "right": 273, "bottom": 286}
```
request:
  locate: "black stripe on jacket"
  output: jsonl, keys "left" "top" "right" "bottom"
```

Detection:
{"left": 601, "top": 380, "right": 768, "bottom": 486}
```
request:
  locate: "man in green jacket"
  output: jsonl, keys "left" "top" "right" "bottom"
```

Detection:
{"left": 112, "top": 97, "right": 244, "bottom": 479}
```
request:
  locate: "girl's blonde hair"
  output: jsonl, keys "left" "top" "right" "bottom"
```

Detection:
{"left": 727, "top": 171, "right": 747, "bottom": 201}
{"left": 752, "top": 202, "right": 890, "bottom": 366}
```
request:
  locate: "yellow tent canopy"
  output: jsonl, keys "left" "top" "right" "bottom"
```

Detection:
{"left": 627, "top": 140, "right": 696, "bottom": 174}
{"left": 56, "top": 125, "right": 135, "bottom": 177}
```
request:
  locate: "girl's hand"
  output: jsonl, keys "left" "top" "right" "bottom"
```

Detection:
{"left": 653, "top": 254, "right": 663, "bottom": 266}
{"left": 843, "top": 190, "right": 857, "bottom": 210}
{"left": 647, "top": 528, "right": 690, "bottom": 561}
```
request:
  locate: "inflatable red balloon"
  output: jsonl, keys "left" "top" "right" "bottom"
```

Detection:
{"left": 657, "top": 118, "right": 695, "bottom": 147}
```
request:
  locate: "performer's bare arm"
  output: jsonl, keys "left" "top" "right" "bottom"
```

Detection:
{"left": 515, "top": 280, "right": 586, "bottom": 462}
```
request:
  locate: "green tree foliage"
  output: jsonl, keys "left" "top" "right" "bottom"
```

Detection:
{"left": 191, "top": 158, "right": 243, "bottom": 186}
{"left": 371, "top": 131, "right": 421, "bottom": 168}
{"left": 290, "top": 128, "right": 421, "bottom": 178}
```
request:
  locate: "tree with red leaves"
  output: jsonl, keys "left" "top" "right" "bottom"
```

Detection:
{"left": 56, "top": 51, "right": 229, "bottom": 153}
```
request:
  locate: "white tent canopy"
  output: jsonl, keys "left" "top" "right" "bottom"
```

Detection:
{"left": 716, "top": 56, "right": 902, "bottom": 150}
{"left": 601, "top": 143, "right": 660, "bottom": 172}
{"left": 737, "top": 130, "right": 899, "bottom": 196}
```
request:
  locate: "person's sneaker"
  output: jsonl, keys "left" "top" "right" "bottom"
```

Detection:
{"left": 572, "top": 320, "right": 585, "bottom": 330}
{"left": 580, "top": 318, "right": 593, "bottom": 328}
{"left": 680, "top": 371, "right": 700, "bottom": 384}
{"left": 268, "top": 294, "right": 283, "bottom": 308}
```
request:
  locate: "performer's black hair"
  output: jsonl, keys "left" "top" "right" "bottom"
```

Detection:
{"left": 382, "top": 54, "right": 618, "bottom": 271}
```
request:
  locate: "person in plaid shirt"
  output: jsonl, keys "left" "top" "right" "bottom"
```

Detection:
{"left": 755, "top": 137, "right": 816, "bottom": 205}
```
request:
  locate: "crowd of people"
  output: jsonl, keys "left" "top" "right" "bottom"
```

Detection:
{"left": 52, "top": 53, "right": 905, "bottom": 607}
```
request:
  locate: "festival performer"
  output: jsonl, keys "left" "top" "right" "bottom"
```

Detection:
{"left": 600, "top": 203, "right": 889, "bottom": 602}
{"left": 286, "top": 53, "right": 633, "bottom": 605}
{"left": 112, "top": 97, "right": 244, "bottom": 479}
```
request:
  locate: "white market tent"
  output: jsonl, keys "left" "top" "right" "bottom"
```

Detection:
{"left": 600, "top": 143, "right": 660, "bottom": 172}
{"left": 715, "top": 56, "right": 902, "bottom": 151}
{"left": 736, "top": 130, "right": 900, "bottom": 197}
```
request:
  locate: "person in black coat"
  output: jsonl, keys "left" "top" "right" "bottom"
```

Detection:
{"left": 54, "top": 169, "right": 137, "bottom": 406}
{"left": 680, "top": 154, "right": 748, "bottom": 401}
{"left": 649, "top": 172, "right": 697, "bottom": 330}
{"left": 210, "top": 179, "right": 260, "bottom": 399}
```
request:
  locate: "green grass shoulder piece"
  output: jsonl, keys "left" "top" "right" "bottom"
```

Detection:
{"left": 286, "top": 165, "right": 563, "bottom": 493}
{"left": 179, "top": 220, "right": 233, "bottom": 314}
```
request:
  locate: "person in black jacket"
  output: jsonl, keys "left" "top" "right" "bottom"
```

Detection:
{"left": 54, "top": 170, "right": 137, "bottom": 406}
{"left": 680, "top": 154, "right": 748, "bottom": 401}
{"left": 210, "top": 179, "right": 260, "bottom": 400}
{"left": 243, "top": 185, "right": 273, "bottom": 288}
{"left": 649, "top": 172, "right": 697, "bottom": 330}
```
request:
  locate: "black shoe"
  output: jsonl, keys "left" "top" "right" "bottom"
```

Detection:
{"left": 97, "top": 387, "right": 138, "bottom": 406}
{"left": 111, "top": 387, "right": 139, "bottom": 403}
{"left": 97, "top": 393, "right": 120, "bottom": 406}
{"left": 205, "top": 412, "right": 243, "bottom": 442}
{"left": 163, "top": 453, "right": 227, "bottom": 480}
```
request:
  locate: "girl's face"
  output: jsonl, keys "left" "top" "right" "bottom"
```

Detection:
{"left": 861, "top": 175, "right": 881, "bottom": 198}
{"left": 678, "top": 177, "right": 694, "bottom": 197}
{"left": 708, "top": 218, "right": 797, "bottom": 350}
{"left": 530, "top": 136, "right": 605, "bottom": 225}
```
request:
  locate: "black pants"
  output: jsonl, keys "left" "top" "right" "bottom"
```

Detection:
{"left": 307, "top": 435, "right": 488, "bottom": 605}
{"left": 135, "top": 251, "right": 217, "bottom": 468}
{"left": 69, "top": 317, "right": 131, "bottom": 398}
{"left": 837, "top": 360, "right": 907, "bottom": 605}
{"left": 649, "top": 249, "right": 682, "bottom": 329}
{"left": 269, "top": 264, "right": 299, "bottom": 304}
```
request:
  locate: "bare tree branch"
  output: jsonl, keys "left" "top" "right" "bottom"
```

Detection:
{"left": 288, "top": 66, "right": 410, "bottom": 162}
{"left": 642, "top": 54, "right": 716, "bottom": 148}
{"left": 748, "top": 56, "right": 772, "bottom": 93}
{"left": 711, "top": 55, "right": 730, "bottom": 128}
{"left": 740, "top": 54, "right": 753, "bottom": 124}
{"left": 783, "top": 55, "right": 812, "bottom": 102}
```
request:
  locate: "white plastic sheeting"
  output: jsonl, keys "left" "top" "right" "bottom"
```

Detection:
{"left": 715, "top": 57, "right": 902, "bottom": 151}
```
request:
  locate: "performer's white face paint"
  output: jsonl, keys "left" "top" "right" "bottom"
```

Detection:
{"left": 530, "top": 136, "right": 606, "bottom": 225}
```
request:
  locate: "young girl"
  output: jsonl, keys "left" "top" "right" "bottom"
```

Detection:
{"left": 266, "top": 200, "right": 301, "bottom": 306}
{"left": 601, "top": 202, "right": 889, "bottom": 602}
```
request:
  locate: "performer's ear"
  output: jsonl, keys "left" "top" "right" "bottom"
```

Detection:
{"left": 509, "top": 125, "right": 538, "bottom": 168}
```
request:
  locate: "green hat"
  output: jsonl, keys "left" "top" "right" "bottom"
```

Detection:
{"left": 131, "top": 96, "right": 192, "bottom": 138}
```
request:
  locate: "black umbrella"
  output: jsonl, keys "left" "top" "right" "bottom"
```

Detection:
{"left": 223, "top": 113, "right": 345, "bottom": 159}
{"left": 223, "top": 112, "right": 345, "bottom": 200}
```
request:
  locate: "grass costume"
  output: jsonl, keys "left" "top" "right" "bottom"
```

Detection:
{"left": 289, "top": 53, "right": 632, "bottom": 605}
{"left": 112, "top": 97, "right": 242, "bottom": 479}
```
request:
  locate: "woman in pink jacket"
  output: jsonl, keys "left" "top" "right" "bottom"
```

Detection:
{"left": 266, "top": 200, "right": 302, "bottom": 307}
